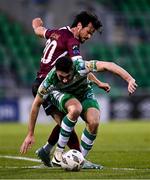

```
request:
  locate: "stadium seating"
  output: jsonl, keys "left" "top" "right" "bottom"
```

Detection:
{"left": 0, "top": 7, "right": 149, "bottom": 95}
{"left": 0, "top": 13, "right": 42, "bottom": 86}
{"left": 97, "top": 0, "right": 150, "bottom": 13}
{"left": 91, "top": 0, "right": 150, "bottom": 94}
{"left": 88, "top": 43, "right": 150, "bottom": 91}
{"left": 97, "top": 0, "right": 150, "bottom": 40}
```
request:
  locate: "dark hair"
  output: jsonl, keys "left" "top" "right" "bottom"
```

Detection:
{"left": 55, "top": 56, "right": 73, "bottom": 73}
{"left": 71, "top": 11, "right": 102, "bottom": 33}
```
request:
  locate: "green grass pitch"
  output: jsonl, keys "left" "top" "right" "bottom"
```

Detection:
{"left": 0, "top": 121, "right": 150, "bottom": 179}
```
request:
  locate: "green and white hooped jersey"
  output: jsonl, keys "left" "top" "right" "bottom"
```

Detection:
{"left": 38, "top": 59, "right": 98, "bottom": 101}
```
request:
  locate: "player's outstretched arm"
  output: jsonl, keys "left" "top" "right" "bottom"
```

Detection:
{"left": 20, "top": 95, "right": 43, "bottom": 154}
{"left": 32, "top": 17, "right": 47, "bottom": 38}
{"left": 95, "top": 61, "right": 138, "bottom": 94}
{"left": 88, "top": 72, "right": 111, "bottom": 92}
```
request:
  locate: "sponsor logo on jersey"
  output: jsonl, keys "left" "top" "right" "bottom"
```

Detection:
{"left": 72, "top": 45, "right": 80, "bottom": 55}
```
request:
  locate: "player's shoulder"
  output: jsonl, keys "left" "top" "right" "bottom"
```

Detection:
{"left": 46, "top": 68, "right": 56, "bottom": 80}
{"left": 58, "top": 26, "right": 73, "bottom": 38}
{"left": 48, "top": 68, "right": 59, "bottom": 84}
{"left": 59, "top": 26, "right": 72, "bottom": 33}
{"left": 45, "top": 26, "right": 73, "bottom": 40}
{"left": 74, "top": 59, "right": 86, "bottom": 71}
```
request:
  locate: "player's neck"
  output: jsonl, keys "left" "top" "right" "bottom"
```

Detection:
{"left": 70, "top": 27, "right": 79, "bottom": 40}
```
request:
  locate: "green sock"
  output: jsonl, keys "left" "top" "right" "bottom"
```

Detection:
{"left": 80, "top": 128, "right": 96, "bottom": 157}
{"left": 57, "top": 115, "right": 77, "bottom": 149}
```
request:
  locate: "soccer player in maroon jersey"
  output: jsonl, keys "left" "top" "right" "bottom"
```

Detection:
{"left": 31, "top": 11, "right": 109, "bottom": 168}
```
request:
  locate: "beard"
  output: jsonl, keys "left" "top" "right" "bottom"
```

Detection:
{"left": 79, "top": 36, "right": 85, "bottom": 44}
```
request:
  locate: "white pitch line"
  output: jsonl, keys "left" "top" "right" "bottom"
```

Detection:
{"left": 0, "top": 165, "right": 47, "bottom": 169}
{"left": 0, "top": 155, "right": 61, "bottom": 169}
{"left": 0, "top": 165, "right": 150, "bottom": 171}
{"left": 0, "top": 155, "right": 150, "bottom": 171}
{"left": 107, "top": 167, "right": 150, "bottom": 171}
{"left": 0, "top": 155, "right": 41, "bottom": 162}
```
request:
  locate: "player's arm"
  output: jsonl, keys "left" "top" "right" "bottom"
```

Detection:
{"left": 20, "top": 94, "right": 43, "bottom": 154}
{"left": 32, "top": 17, "right": 47, "bottom": 38}
{"left": 94, "top": 61, "right": 137, "bottom": 94}
{"left": 20, "top": 74, "right": 53, "bottom": 153}
{"left": 68, "top": 42, "right": 111, "bottom": 92}
{"left": 27, "top": 94, "right": 43, "bottom": 137}
{"left": 87, "top": 73, "right": 111, "bottom": 93}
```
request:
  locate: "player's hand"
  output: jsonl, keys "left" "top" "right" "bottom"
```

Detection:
{"left": 128, "top": 79, "right": 137, "bottom": 94}
{"left": 99, "top": 82, "right": 111, "bottom": 93}
{"left": 20, "top": 134, "right": 35, "bottom": 154}
{"left": 32, "top": 17, "right": 43, "bottom": 29}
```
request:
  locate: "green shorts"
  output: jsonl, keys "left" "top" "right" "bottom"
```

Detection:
{"left": 49, "top": 90, "right": 100, "bottom": 114}
{"left": 81, "top": 98, "right": 100, "bottom": 113}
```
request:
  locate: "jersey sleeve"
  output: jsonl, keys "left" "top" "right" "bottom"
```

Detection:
{"left": 67, "top": 38, "right": 82, "bottom": 59}
{"left": 74, "top": 60, "right": 98, "bottom": 75}
{"left": 38, "top": 78, "right": 51, "bottom": 99}
{"left": 85, "top": 60, "right": 98, "bottom": 72}
{"left": 44, "top": 29, "right": 52, "bottom": 39}
{"left": 37, "top": 69, "right": 55, "bottom": 99}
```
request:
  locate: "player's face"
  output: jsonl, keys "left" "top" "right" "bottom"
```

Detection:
{"left": 78, "top": 22, "right": 95, "bottom": 43}
{"left": 56, "top": 70, "right": 74, "bottom": 84}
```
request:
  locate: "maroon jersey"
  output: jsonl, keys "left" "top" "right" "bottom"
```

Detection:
{"left": 37, "top": 26, "right": 82, "bottom": 78}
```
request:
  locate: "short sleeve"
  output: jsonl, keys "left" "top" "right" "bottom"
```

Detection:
{"left": 85, "top": 60, "right": 98, "bottom": 72}
{"left": 67, "top": 38, "right": 81, "bottom": 57}
{"left": 44, "top": 29, "right": 52, "bottom": 39}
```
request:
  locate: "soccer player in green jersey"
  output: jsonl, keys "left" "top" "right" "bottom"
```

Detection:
{"left": 20, "top": 56, "right": 137, "bottom": 168}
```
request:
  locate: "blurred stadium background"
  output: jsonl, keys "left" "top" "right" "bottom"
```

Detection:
{"left": 0, "top": 0, "right": 150, "bottom": 123}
